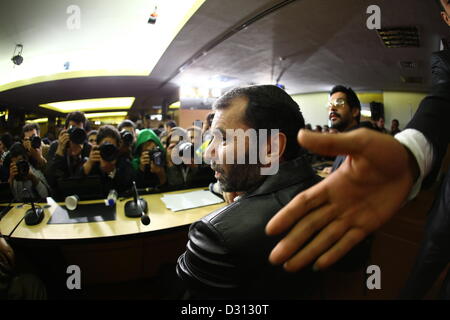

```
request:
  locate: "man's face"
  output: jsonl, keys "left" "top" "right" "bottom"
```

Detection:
{"left": 142, "top": 140, "right": 157, "bottom": 153}
{"left": 88, "top": 134, "right": 97, "bottom": 146}
{"left": 23, "top": 129, "right": 39, "bottom": 139}
{"left": 391, "top": 120, "right": 399, "bottom": 130}
{"left": 377, "top": 118, "right": 385, "bottom": 128}
{"left": 441, "top": 0, "right": 450, "bottom": 26}
{"left": 328, "top": 92, "right": 358, "bottom": 132}
{"left": 205, "top": 97, "right": 265, "bottom": 193}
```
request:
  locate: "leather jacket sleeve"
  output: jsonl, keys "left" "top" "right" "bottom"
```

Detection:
{"left": 176, "top": 218, "right": 241, "bottom": 299}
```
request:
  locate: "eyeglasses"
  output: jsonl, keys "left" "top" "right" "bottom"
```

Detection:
{"left": 327, "top": 98, "right": 347, "bottom": 109}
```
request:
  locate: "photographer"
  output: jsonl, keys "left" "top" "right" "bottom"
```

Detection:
{"left": 45, "top": 111, "right": 91, "bottom": 193}
{"left": 117, "top": 120, "right": 137, "bottom": 160}
{"left": 22, "top": 123, "right": 49, "bottom": 171}
{"left": 82, "top": 125, "right": 134, "bottom": 195}
{"left": 165, "top": 127, "right": 215, "bottom": 189}
{"left": 6, "top": 143, "right": 50, "bottom": 202}
{"left": 132, "top": 129, "right": 167, "bottom": 189}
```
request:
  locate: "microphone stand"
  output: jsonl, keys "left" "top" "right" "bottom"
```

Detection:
{"left": 23, "top": 188, "right": 44, "bottom": 226}
{"left": 124, "top": 182, "right": 150, "bottom": 225}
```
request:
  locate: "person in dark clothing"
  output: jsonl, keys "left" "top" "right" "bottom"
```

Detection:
{"left": 45, "top": 111, "right": 91, "bottom": 198}
{"left": 176, "top": 85, "right": 322, "bottom": 299}
{"left": 328, "top": 85, "right": 361, "bottom": 172}
{"left": 82, "top": 125, "right": 134, "bottom": 196}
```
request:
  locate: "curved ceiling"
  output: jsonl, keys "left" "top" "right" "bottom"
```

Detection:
{"left": 0, "top": 0, "right": 448, "bottom": 117}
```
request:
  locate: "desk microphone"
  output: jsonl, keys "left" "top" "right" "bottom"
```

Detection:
{"left": 124, "top": 182, "right": 150, "bottom": 225}
{"left": 23, "top": 188, "right": 44, "bottom": 226}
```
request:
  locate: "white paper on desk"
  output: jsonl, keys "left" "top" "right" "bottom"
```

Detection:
{"left": 160, "top": 190, "right": 224, "bottom": 211}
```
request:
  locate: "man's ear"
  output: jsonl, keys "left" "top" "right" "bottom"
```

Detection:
{"left": 441, "top": 11, "right": 450, "bottom": 27}
{"left": 352, "top": 108, "right": 361, "bottom": 120}
{"left": 265, "top": 132, "right": 287, "bottom": 163}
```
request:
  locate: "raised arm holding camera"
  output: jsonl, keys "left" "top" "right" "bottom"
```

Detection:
{"left": 132, "top": 129, "right": 167, "bottom": 189}
{"left": 45, "top": 111, "right": 91, "bottom": 195}
{"left": 6, "top": 143, "right": 50, "bottom": 202}
{"left": 21, "top": 123, "right": 49, "bottom": 171}
{"left": 81, "top": 125, "right": 134, "bottom": 196}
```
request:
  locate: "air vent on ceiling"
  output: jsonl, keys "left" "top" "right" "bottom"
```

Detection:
{"left": 400, "top": 76, "right": 423, "bottom": 84}
{"left": 399, "top": 61, "right": 418, "bottom": 69}
{"left": 377, "top": 27, "right": 420, "bottom": 48}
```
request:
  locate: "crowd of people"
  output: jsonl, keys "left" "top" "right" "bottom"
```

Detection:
{"left": 0, "top": 112, "right": 217, "bottom": 203}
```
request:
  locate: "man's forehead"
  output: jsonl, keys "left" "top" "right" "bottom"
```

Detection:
{"left": 330, "top": 92, "right": 347, "bottom": 99}
{"left": 212, "top": 96, "right": 249, "bottom": 130}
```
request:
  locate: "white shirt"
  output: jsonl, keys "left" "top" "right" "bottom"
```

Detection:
{"left": 395, "top": 129, "right": 434, "bottom": 200}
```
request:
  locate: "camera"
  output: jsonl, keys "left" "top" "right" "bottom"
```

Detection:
{"left": 15, "top": 160, "right": 30, "bottom": 180}
{"left": 99, "top": 143, "right": 119, "bottom": 162}
{"left": 67, "top": 126, "right": 87, "bottom": 145}
{"left": 30, "top": 134, "right": 41, "bottom": 149}
{"left": 120, "top": 130, "right": 134, "bottom": 146}
{"left": 147, "top": 147, "right": 165, "bottom": 167}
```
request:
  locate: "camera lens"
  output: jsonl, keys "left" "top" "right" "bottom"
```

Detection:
{"left": 68, "top": 126, "right": 87, "bottom": 145}
{"left": 120, "top": 130, "right": 133, "bottom": 146}
{"left": 148, "top": 147, "right": 164, "bottom": 167}
{"left": 99, "top": 143, "right": 118, "bottom": 162}
{"left": 31, "top": 135, "right": 41, "bottom": 149}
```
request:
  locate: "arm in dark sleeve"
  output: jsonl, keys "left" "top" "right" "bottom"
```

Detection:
{"left": 45, "top": 142, "right": 67, "bottom": 191}
{"left": 176, "top": 220, "right": 240, "bottom": 299}
{"left": 406, "top": 83, "right": 450, "bottom": 184}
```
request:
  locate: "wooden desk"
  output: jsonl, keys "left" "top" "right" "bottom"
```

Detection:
{"left": 1, "top": 188, "right": 226, "bottom": 241}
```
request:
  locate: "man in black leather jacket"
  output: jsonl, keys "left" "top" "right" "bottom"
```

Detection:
{"left": 176, "top": 85, "right": 323, "bottom": 299}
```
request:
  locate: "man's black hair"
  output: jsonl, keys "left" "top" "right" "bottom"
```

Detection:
{"left": 1, "top": 132, "right": 14, "bottom": 150}
{"left": 165, "top": 120, "right": 177, "bottom": 129}
{"left": 87, "top": 130, "right": 98, "bottom": 138}
{"left": 22, "top": 123, "right": 40, "bottom": 136}
{"left": 214, "top": 85, "right": 305, "bottom": 161}
{"left": 96, "top": 125, "right": 121, "bottom": 145}
{"left": 118, "top": 119, "right": 136, "bottom": 131}
{"left": 9, "top": 142, "right": 28, "bottom": 160}
{"left": 206, "top": 113, "right": 215, "bottom": 127}
{"left": 65, "top": 111, "right": 87, "bottom": 129}
{"left": 329, "top": 85, "right": 361, "bottom": 124}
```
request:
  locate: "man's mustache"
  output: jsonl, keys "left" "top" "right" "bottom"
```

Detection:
{"left": 329, "top": 112, "right": 341, "bottom": 119}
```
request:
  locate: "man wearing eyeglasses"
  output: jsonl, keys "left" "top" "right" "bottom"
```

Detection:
{"left": 327, "top": 85, "right": 361, "bottom": 172}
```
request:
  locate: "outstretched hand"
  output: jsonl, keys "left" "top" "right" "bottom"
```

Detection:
{"left": 266, "top": 128, "right": 419, "bottom": 272}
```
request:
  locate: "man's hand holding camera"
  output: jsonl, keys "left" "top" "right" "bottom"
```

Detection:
{"left": 83, "top": 146, "right": 101, "bottom": 175}
{"left": 8, "top": 160, "right": 39, "bottom": 186}
{"left": 140, "top": 149, "right": 167, "bottom": 185}
{"left": 56, "top": 130, "right": 70, "bottom": 157}
{"left": 23, "top": 136, "right": 46, "bottom": 168}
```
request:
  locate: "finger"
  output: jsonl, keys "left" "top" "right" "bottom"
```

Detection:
{"left": 268, "top": 203, "right": 336, "bottom": 266}
{"left": 266, "top": 182, "right": 329, "bottom": 236}
{"left": 312, "top": 228, "right": 367, "bottom": 271}
{"left": 281, "top": 219, "right": 349, "bottom": 272}
{"left": 297, "top": 128, "right": 371, "bottom": 157}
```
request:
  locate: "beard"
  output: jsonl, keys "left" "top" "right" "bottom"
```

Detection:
{"left": 329, "top": 112, "right": 350, "bottom": 132}
{"left": 212, "top": 161, "right": 267, "bottom": 193}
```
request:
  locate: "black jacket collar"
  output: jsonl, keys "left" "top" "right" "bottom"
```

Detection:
{"left": 244, "top": 155, "right": 316, "bottom": 198}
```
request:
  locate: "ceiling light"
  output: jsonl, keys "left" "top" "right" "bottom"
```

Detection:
{"left": 40, "top": 97, "right": 135, "bottom": 113}
{"left": 85, "top": 112, "right": 128, "bottom": 118}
